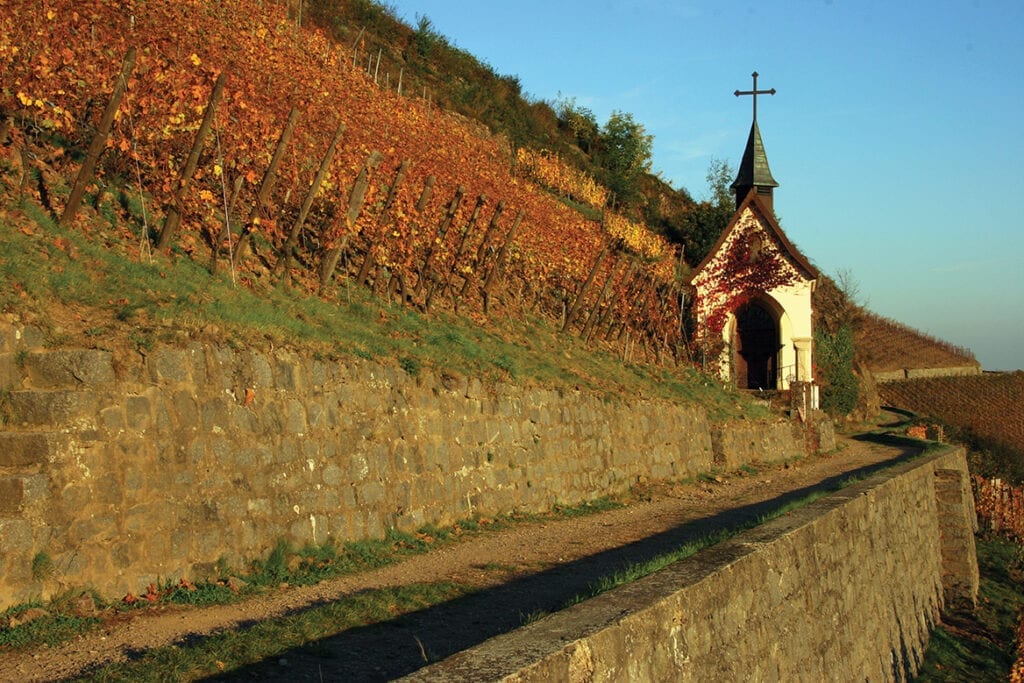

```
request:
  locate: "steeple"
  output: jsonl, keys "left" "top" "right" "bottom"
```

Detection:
{"left": 730, "top": 72, "right": 778, "bottom": 211}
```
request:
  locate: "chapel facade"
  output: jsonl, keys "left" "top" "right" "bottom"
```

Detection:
{"left": 686, "top": 75, "right": 818, "bottom": 391}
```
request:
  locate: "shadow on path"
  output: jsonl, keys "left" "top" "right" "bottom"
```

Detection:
{"left": 196, "top": 439, "right": 923, "bottom": 682}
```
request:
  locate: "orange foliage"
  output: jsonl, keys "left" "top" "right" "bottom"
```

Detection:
{"left": 0, "top": 0, "right": 683, "bottom": 348}
{"left": 515, "top": 147, "right": 608, "bottom": 208}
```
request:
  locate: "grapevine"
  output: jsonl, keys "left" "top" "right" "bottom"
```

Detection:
{"left": 0, "top": 0, "right": 684, "bottom": 355}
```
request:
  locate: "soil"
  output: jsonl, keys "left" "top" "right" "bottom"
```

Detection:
{"left": 0, "top": 426, "right": 921, "bottom": 682}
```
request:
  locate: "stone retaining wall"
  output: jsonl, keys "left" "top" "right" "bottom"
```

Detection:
{"left": 873, "top": 365, "right": 982, "bottom": 383}
{"left": 404, "top": 446, "right": 978, "bottom": 682}
{"left": 0, "top": 321, "right": 810, "bottom": 607}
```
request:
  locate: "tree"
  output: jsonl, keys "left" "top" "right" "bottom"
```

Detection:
{"left": 677, "top": 201, "right": 733, "bottom": 266}
{"left": 676, "top": 158, "right": 736, "bottom": 265}
{"left": 705, "top": 156, "right": 734, "bottom": 210}
{"left": 554, "top": 95, "right": 599, "bottom": 154}
{"left": 596, "top": 110, "right": 653, "bottom": 209}
{"left": 413, "top": 14, "right": 443, "bottom": 58}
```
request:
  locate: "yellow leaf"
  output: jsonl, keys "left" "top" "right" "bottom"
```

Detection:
{"left": 213, "top": 163, "right": 223, "bottom": 178}
{"left": 189, "top": 53, "right": 201, "bottom": 67}
{"left": 46, "top": 9, "right": 55, "bottom": 20}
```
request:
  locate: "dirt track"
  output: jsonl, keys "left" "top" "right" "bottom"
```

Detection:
{"left": 0, "top": 427, "right": 919, "bottom": 682}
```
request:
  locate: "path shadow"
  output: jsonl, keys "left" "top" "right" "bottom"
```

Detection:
{"left": 177, "top": 441, "right": 924, "bottom": 682}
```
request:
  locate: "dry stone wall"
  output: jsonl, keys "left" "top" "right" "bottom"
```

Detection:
{"left": 405, "top": 447, "right": 978, "bottom": 682}
{"left": 0, "top": 320, "right": 807, "bottom": 607}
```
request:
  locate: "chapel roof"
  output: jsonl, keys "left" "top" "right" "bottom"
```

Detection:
{"left": 730, "top": 120, "right": 778, "bottom": 193}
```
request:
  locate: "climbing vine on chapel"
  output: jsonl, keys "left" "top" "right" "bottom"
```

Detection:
{"left": 688, "top": 215, "right": 801, "bottom": 345}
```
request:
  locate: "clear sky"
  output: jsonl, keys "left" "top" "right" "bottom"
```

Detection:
{"left": 388, "top": 0, "right": 1024, "bottom": 371}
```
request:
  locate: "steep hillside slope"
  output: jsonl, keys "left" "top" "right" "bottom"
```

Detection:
{"left": 878, "top": 372, "right": 1024, "bottom": 481}
{"left": 1, "top": 0, "right": 682, "bottom": 361}
{"left": 856, "top": 313, "right": 979, "bottom": 377}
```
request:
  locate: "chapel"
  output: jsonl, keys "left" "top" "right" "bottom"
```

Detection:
{"left": 686, "top": 73, "right": 818, "bottom": 391}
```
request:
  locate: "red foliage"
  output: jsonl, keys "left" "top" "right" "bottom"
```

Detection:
{"left": 689, "top": 215, "right": 800, "bottom": 350}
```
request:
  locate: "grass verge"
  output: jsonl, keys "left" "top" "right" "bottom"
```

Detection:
{"left": 0, "top": 200, "right": 764, "bottom": 420}
{"left": 79, "top": 582, "right": 470, "bottom": 682}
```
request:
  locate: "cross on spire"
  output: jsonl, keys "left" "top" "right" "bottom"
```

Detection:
{"left": 734, "top": 71, "right": 775, "bottom": 122}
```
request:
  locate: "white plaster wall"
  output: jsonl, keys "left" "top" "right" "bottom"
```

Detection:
{"left": 692, "top": 207, "right": 816, "bottom": 389}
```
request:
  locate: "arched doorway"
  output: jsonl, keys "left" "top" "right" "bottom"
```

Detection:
{"left": 734, "top": 300, "right": 780, "bottom": 389}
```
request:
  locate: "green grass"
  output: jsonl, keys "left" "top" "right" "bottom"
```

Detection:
{"left": 0, "top": 198, "right": 765, "bottom": 419}
{"left": 0, "top": 600, "right": 101, "bottom": 649}
{"left": 916, "top": 536, "right": 1024, "bottom": 681}
{"left": 79, "top": 582, "right": 469, "bottom": 682}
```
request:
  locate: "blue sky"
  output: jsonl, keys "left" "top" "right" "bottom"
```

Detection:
{"left": 388, "top": 0, "right": 1024, "bottom": 371}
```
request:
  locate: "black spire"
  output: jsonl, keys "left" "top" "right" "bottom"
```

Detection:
{"left": 730, "top": 72, "right": 778, "bottom": 211}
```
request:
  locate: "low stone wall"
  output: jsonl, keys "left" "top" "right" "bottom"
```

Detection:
{"left": 0, "top": 321, "right": 810, "bottom": 607}
{"left": 874, "top": 365, "right": 982, "bottom": 383}
{"left": 404, "top": 447, "right": 978, "bottom": 682}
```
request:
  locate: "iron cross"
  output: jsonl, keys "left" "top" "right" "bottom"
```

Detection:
{"left": 734, "top": 71, "right": 775, "bottom": 122}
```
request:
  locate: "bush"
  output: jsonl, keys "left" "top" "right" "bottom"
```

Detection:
{"left": 815, "top": 325, "right": 859, "bottom": 416}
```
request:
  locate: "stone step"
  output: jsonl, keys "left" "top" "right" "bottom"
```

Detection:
{"left": 23, "top": 349, "right": 115, "bottom": 390}
{"left": 0, "top": 432, "right": 67, "bottom": 468}
{"left": 3, "top": 389, "right": 99, "bottom": 429}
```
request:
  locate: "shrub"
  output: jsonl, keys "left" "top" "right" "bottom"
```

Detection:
{"left": 815, "top": 325, "right": 859, "bottom": 416}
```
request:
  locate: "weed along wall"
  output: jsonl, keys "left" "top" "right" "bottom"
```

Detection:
{"left": 0, "top": 319, "right": 810, "bottom": 607}
{"left": 404, "top": 446, "right": 980, "bottom": 682}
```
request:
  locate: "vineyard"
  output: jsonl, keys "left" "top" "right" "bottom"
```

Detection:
{"left": 0, "top": 0, "right": 685, "bottom": 361}
{"left": 855, "top": 311, "right": 978, "bottom": 373}
{"left": 880, "top": 372, "right": 1024, "bottom": 480}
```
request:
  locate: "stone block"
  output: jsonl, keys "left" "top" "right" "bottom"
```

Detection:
{"left": 125, "top": 394, "right": 152, "bottom": 431}
{"left": 0, "top": 352, "right": 21, "bottom": 388}
{"left": 187, "top": 343, "right": 208, "bottom": 387}
{"left": 0, "top": 432, "right": 63, "bottom": 467}
{"left": 18, "top": 325, "right": 46, "bottom": 350}
{"left": 285, "top": 399, "right": 307, "bottom": 434}
{"left": 24, "top": 350, "right": 115, "bottom": 389}
{"left": 201, "top": 396, "right": 231, "bottom": 432}
{"left": 172, "top": 389, "right": 199, "bottom": 428}
{"left": 6, "top": 389, "right": 98, "bottom": 428}
{"left": 148, "top": 349, "right": 191, "bottom": 384}
{"left": 275, "top": 355, "right": 301, "bottom": 391}
{"left": 246, "top": 352, "right": 274, "bottom": 389}
{"left": 0, "top": 478, "right": 26, "bottom": 515}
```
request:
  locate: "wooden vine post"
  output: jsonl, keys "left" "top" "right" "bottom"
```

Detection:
{"left": 156, "top": 71, "right": 228, "bottom": 250}
{"left": 355, "top": 159, "right": 412, "bottom": 286}
{"left": 604, "top": 271, "right": 647, "bottom": 341}
{"left": 415, "top": 185, "right": 465, "bottom": 300}
{"left": 60, "top": 47, "right": 137, "bottom": 227}
{"left": 318, "top": 149, "right": 384, "bottom": 292}
{"left": 428, "top": 193, "right": 485, "bottom": 311}
{"left": 563, "top": 239, "right": 612, "bottom": 332}
{"left": 416, "top": 175, "right": 435, "bottom": 212}
{"left": 481, "top": 209, "right": 524, "bottom": 314}
{"left": 274, "top": 121, "right": 346, "bottom": 277}
{"left": 459, "top": 199, "right": 505, "bottom": 299}
{"left": 233, "top": 108, "right": 300, "bottom": 262}
{"left": 581, "top": 255, "right": 624, "bottom": 341}
{"left": 589, "top": 261, "right": 637, "bottom": 343}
